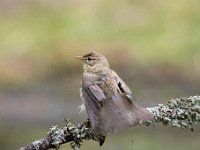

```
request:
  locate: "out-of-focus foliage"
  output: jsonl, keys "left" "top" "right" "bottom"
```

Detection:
{"left": 0, "top": 0, "right": 200, "bottom": 88}
{"left": 0, "top": 0, "right": 200, "bottom": 150}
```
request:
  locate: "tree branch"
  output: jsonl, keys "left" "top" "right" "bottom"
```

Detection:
{"left": 19, "top": 96, "right": 200, "bottom": 150}
{"left": 147, "top": 95, "right": 200, "bottom": 131}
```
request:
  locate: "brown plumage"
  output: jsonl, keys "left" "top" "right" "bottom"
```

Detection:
{"left": 75, "top": 52, "right": 152, "bottom": 136}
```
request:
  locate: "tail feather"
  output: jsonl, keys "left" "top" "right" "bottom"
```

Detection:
{"left": 102, "top": 94, "right": 153, "bottom": 133}
{"left": 131, "top": 103, "right": 153, "bottom": 125}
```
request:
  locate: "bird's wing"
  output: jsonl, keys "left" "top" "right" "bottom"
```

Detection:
{"left": 102, "top": 71, "right": 151, "bottom": 132}
{"left": 82, "top": 82, "right": 106, "bottom": 105}
{"left": 112, "top": 71, "right": 135, "bottom": 102}
{"left": 82, "top": 82, "right": 106, "bottom": 130}
{"left": 88, "top": 85, "right": 106, "bottom": 103}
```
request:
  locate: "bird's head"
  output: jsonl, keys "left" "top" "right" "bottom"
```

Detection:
{"left": 75, "top": 52, "right": 109, "bottom": 73}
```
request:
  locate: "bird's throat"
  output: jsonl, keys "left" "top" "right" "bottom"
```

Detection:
{"left": 83, "top": 64, "right": 108, "bottom": 74}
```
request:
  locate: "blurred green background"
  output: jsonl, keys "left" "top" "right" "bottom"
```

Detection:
{"left": 0, "top": 0, "right": 200, "bottom": 149}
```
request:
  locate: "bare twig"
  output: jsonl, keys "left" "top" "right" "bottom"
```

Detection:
{"left": 19, "top": 96, "right": 200, "bottom": 150}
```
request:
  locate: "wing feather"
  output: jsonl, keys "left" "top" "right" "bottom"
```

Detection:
{"left": 112, "top": 71, "right": 135, "bottom": 102}
{"left": 82, "top": 83, "right": 106, "bottom": 131}
{"left": 88, "top": 85, "right": 106, "bottom": 102}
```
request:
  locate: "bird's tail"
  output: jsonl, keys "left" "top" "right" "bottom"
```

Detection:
{"left": 102, "top": 95, "right": 153, "bottom": 133}
{"left": 130, "top": 103, "right": 153, "bottom": 126}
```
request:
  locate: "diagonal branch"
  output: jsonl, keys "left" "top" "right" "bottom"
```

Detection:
{"left": 147, "top": 95, "right": 200, "bottom": 131}
{"left": 19, "top": 119, "right": 105, "bottom": 150}
{"left": 19, "top": 96, "right": 200, "bottom": 150}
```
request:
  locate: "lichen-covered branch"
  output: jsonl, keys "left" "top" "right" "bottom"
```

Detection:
{"left": 19, "top": 96, "right": 200, "bottom": 150}
{"left": 147, "top": 95, "right": 200, "bottom": 131}
{"left": 19, "top": 119, "right": 105, "bottom": 150}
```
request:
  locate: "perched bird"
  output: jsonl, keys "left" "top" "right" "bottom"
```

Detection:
{"left": 75, "top": 52, "right": 152, "bottom": 144}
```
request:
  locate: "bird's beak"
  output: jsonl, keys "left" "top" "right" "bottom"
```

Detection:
{"left": 74, "top": 56, "right": 84, "bottom": 61}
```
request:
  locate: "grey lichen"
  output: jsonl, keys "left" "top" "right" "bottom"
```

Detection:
{"left": 65, "top": 119, "right": 105, "bottom": 150}
{"left": 32, "top": 140, "right": 42, "bottom": 150}
{"left": 46, "top": 118, "right": 104, "bottom": 150}
{"left": 47, "top": 125, "right": 66, "bottom": 148}
{"left": 66, "top": 118, "right": 89, "bottom": 150}
{"left": 147, "top": 96, "right": 200, "bottom": 130}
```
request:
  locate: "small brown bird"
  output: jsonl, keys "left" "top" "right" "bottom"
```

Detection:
{"left": 75, "top": 52, "right": 152, "bottom": 143}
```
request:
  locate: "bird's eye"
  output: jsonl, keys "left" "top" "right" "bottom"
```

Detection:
{"left": 87, "top": 57, "right": 92, "bottom": 61}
